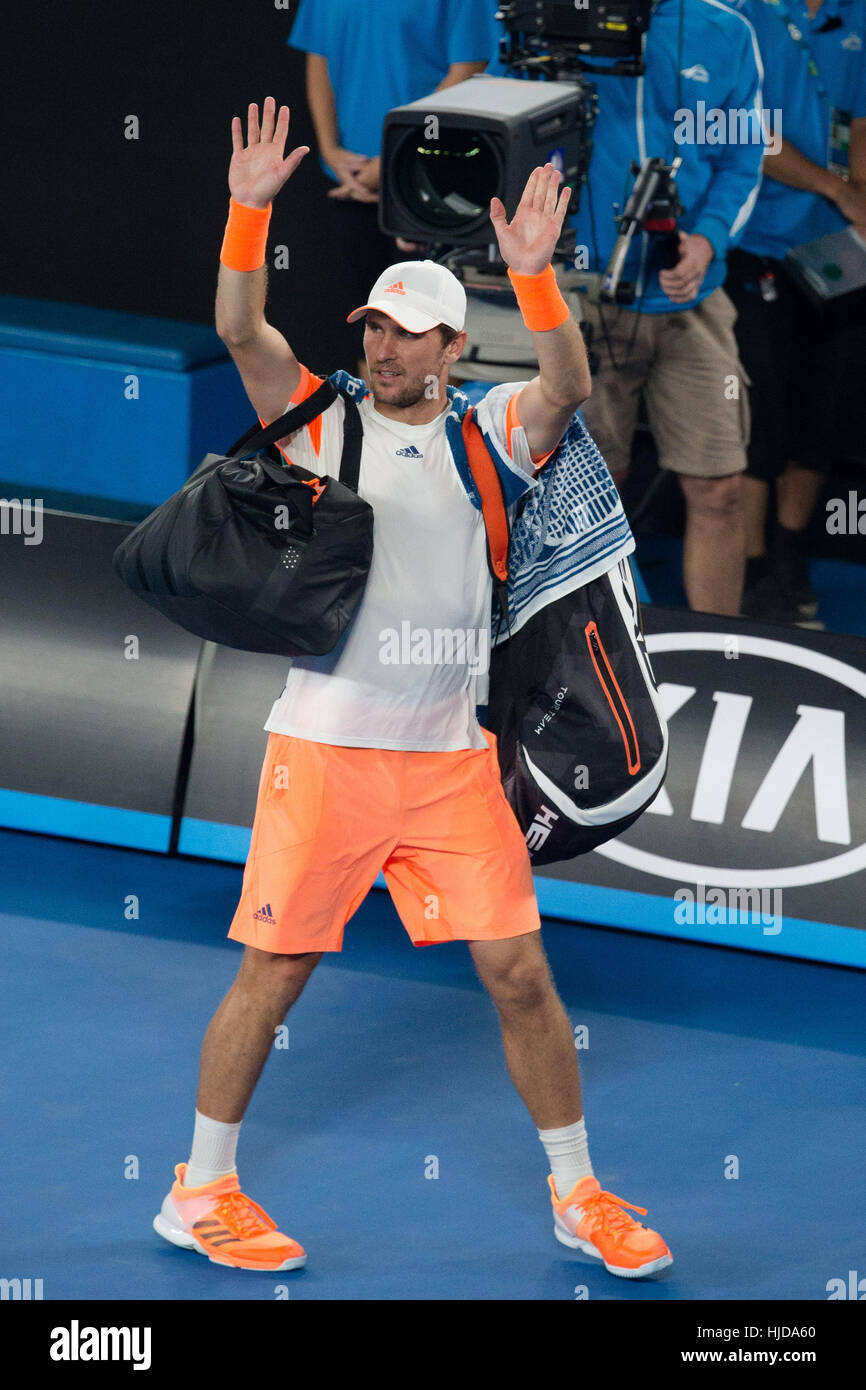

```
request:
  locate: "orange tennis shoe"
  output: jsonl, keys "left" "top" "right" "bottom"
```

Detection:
{"left": 549, "top": 1174, "right": 673, "bottom": 1278}
{"left": 153, "top": 1164, "right": 306, "bottom": 1272}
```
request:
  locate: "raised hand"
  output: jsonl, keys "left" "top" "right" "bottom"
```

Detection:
{"left": 489, "top": 164, "right": 572, "bottom": 275}
{"left": 229, "top": 97, "right": 309, "bottom": 210}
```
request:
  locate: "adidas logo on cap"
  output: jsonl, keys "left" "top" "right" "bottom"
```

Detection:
{"left": 346, "top": 260, "right": 467, "bottom": 332}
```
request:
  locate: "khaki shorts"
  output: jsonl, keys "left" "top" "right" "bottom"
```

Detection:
{"left": 227, "top": 727, "right": 542, "bottom": 954}
{"left": 579, "top": 287, "right": 750, "bottom": 479}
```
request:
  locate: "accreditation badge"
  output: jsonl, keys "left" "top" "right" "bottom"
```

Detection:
{"left": 828, "top": 107, "right": 851, "bottom": 177}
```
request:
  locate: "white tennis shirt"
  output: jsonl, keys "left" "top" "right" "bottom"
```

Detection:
{"left": 261, "top": 367, "right": 548, "bottom": 751}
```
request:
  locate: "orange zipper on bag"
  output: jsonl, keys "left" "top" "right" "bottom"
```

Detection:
{"left": 585, "top": 621, "right": 641, "bottom": 774}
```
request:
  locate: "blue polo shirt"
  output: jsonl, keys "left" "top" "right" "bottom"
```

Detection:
{"left": 288, "top": 0, "right": 502, "bottom": 184}
{"left": 729, "top": 0, "right": 866, "bottom": 258}
{"left": 509, "top": 0, "right": 766, "bottom": 314}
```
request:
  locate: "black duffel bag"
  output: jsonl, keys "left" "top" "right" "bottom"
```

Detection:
{"left": 112, "top": 377, "right": 373, "bottom": 656}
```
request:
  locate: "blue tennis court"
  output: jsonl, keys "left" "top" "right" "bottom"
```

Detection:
{"left": 3, "top": 823, "right": 863, "bottom": 1302}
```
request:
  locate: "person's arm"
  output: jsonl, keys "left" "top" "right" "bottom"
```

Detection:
{"left": 762, "top": 122, "right": 866, "bottom": 227}
{"left": 435, "top": 59, "right": 488, "bottom": 92}
{"left": 489, "top": 165, "right": 591, "bottom": 461}
{"left": 305, "top": 52, "right": 375, "bottom": 197}
{"left": 304, "top": 53, "right": 339, "bottom": 163}
{"left": 763, "top": 135, "right": 843, "bottom": 198}
{"left": 215, "top": 98, "right": 310, "bottom": 423}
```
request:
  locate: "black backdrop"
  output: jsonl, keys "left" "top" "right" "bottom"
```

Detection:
{"left": 2, "top": 0, "right": 345, "bottom": 368}
{"left": 4, "top": 2, "right": 864, "bottom": 573}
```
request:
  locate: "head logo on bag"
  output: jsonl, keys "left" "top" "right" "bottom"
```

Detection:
{"left": 525, "top": 805, "right": 560, "bottom": 854}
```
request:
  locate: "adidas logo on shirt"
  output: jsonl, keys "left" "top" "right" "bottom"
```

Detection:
{"left": 253, "top": 902, "right": 277, "bottom": 924}
{"left": 680, "top": 64, "right": 710, "bottom": 82}
{"left": 842, "top": 32, "right": 862, "bottom": 49}
{"left": 395, "top": 445, "right": 423, "bottom": 458}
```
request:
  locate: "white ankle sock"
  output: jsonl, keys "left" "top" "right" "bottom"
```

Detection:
{"left": 183, "top": 1110, "right": 242, "bottom": 1188}
{"left": 538, "top": 1117, "right": 594, "bottom": 1198}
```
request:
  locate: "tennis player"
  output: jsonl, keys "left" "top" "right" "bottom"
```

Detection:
{"left": 153, "top": 97, "right": 672, "bottom": 1282}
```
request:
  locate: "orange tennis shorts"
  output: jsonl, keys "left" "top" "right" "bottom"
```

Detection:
{"left": 227, "top": 726, "right": 541, "bottom": 953}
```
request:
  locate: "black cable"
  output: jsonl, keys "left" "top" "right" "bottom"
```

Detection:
{"left": 619, "top": 0, "right": 684, "bottom": 531}
{"left": 586, "top": 16, "right": 667, "bottom": 375}
{"left": 587, "top": 180, "right": 624, "bottom": 370}
{"left": 615, "top": 5, "right": 685, "bottom": 370}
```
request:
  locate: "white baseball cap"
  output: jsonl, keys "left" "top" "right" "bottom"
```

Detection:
{"left": 346, "top": 259, "right": 466, "bottom": 333}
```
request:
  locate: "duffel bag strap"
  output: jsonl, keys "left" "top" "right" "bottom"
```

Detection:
{"left": 250, "top": 383, "right": 365, "bottom": 497}
{"left": 226, "top": 378, "right": 365, "bottom": 497}
{"left": 336, "top": 389, "right": 363, "bottom": 493}
{"left": 225, "top": 377, "right": 339, "bottom": 458}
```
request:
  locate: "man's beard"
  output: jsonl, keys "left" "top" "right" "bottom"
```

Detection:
{"left": 368, "top": 372, "right": 430, "bottom": 409}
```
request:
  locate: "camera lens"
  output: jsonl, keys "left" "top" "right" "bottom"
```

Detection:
{"left": 393, "top": 127, "right": 502, "bottom": 235}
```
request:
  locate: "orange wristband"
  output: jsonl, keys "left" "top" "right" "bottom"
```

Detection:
{"left": 507, "top": 263, "right": 570, "bottom": 332}
{"left": 220, "top": 198, "right": 272, "bottom": 271}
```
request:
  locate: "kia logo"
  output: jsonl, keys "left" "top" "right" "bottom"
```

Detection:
{"left": 596, "top": 633, "right": 866, "bottom": 889}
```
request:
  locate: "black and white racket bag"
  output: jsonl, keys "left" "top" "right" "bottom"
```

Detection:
{"left": 462, "top": 407, "right": 668, "bottom": 866}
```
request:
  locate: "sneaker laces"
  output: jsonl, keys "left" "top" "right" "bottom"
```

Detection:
{"left": 578, "top": 1189, "right": 647, "bottom": 1235}
{"left": 215, "top": 1191, "right": 274, "bottom": 1240}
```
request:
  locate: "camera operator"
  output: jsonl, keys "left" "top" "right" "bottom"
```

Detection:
{"left": 725, "top": 0, "right": 866, "bottom": 627}
{"left": 567, "top": 0, "right": 765, "bottom": 617}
